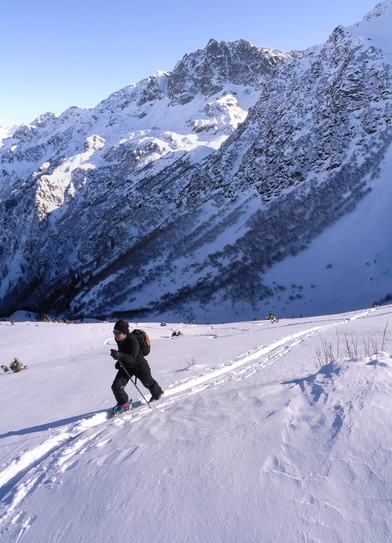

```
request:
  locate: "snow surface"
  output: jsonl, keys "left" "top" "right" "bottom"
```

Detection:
{"left": 262, "top": 145, "right": 392, "bottom": 318}
{"left": 0, "top": 125, "right": 17, "bottom": 143}
{"left": 350, "top": 0, "right": 392, "bottom": 56}
{"left": 1, "top": 306, "right": 392, "bottom": 542}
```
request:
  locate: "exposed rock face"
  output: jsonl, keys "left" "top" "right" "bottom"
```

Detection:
{"left": 167, "top": 39, "right": 286, "bottom": 104}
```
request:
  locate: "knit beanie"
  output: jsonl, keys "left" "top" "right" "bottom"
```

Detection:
{"left": 114, "top": 320, "right": 129, "bottom": 334}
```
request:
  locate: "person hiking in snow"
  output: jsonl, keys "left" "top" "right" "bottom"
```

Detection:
{"left": 110, "top": 320, "right": 164, "bottom": 415}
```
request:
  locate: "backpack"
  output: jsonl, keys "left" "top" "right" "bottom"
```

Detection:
{"left": 131, "top": 329, "right": 151, "bottom": 356}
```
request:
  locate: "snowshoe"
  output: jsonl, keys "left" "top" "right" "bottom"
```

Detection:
{"left": 149, "top": 392, "right": 164, "bottom": 403}
{"left": 112, "top": 399, "right": 133, "bottom": 416}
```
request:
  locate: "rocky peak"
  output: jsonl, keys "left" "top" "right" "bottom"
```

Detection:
{"left": 167, "top": 38, "right": 288, "bottom": 105}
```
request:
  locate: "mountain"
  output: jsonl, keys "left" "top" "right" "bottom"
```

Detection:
{"left": 0, "top": 2, "right": 391, "bottom": 322}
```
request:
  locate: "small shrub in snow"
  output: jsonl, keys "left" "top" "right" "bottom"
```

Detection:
{"left": 42, "top": 314, "right": 52, "bottom": 322}
{"left": 266, "top": 311, "right": 279, "bottom": 323}
{"left": 9, "top": 358, "right": 27, "bottom": 373}
{"left": 316, "top": 323, "right": 389, "bottom": 368}
{"left": 1, "top": 365, "right": 10, "bottom": 373}
{"left": 185, "top": 357, "right": 197, "bottom": 367}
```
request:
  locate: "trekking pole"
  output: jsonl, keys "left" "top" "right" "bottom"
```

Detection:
{"left": 117, "top": 359, "right": 152, "bottom": 409}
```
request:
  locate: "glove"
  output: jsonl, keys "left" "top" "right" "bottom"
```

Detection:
{"left": 110, "top": 349, "right": 120, "bottom": 360}
{"left": 115, "top": 361, "right": 121, "bottom": 370}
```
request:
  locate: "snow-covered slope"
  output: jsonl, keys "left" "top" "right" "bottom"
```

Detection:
{"left": 0, "top": 125, "right": 17, "bottom": 143}
{"left": 0, "top": 3, "right": 391, "bottom": 323}
{"left": 1, "top": 305, "right": 391, "bottom": 542}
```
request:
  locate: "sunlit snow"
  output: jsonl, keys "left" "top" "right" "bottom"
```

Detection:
{"left": 1, "top": 305, "right": 391, "bottom": 542}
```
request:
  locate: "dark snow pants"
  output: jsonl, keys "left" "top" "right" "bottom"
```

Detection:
{"left": 111, "top": 360, "right": 163, "bottom": 405}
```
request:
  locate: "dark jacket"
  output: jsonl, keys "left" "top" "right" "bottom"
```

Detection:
{"left": 116, "top": 333, "right": 146, "bottom": 373}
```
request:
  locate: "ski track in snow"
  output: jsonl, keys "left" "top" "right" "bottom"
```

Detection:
{"left": 0, "top": 309, "right": 374, "bottom": 534}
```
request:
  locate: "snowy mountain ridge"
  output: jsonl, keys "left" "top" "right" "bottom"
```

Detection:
{"left": 0, "top": 2, "right": 391, "bottom": 322}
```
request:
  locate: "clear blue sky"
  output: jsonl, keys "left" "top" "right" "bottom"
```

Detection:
{"left": 0, "top": 0, "right": 378, "bottom": 127}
